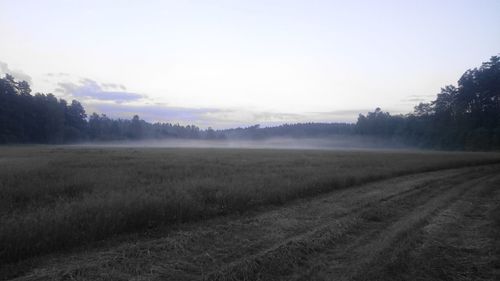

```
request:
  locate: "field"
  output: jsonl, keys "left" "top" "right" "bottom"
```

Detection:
{"left": 1, "top": 146, "right": 500, "bottom": 280}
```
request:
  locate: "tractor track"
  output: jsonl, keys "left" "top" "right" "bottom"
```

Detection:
{"left": 4, "top": 165, "right": 500, "bottom": 281}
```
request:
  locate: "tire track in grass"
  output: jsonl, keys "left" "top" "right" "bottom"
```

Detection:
{"left": 350, "top": 174, "right": 500, "bottom": 281}
{"left": 205, "top": 169, "right": 498, "bottom": 281}
{"left": 5, "top": 166, "right": 498, "bottom": 281}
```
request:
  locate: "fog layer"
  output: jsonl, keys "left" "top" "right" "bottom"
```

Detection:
{"left": 73, "top": 136, "right": 413, "bottom": 151}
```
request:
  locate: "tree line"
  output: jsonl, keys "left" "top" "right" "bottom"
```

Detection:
{"left": 219, "top": 123, "right": 354, "bottom": 139}
{"left": 0, "top": 75, "right": 214, "bottom": 143}
{"left": 0, "top": 74, "right": 353, "bottom": 143}
{"left": 1, "top": 55, "right": 499, "bottom": 149}
{"left": 0, "top": 76, "right": 87, "bottom": 143}
{"left": 356, "top": 55, "right": 500, "bottom": 150}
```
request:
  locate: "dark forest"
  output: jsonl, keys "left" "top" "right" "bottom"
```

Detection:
{"left": 1, "top": 56, "right": 499, "bottom": 150}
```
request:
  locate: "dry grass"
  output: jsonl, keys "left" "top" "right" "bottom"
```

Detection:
{"left": 1, "top": 146, "right": 499, "bottom": 264}
{"left": 349, "top": 175, "right": 500, "bottom": 281}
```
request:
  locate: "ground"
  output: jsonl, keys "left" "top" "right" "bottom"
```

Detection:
{"left": 0, "top": 147, "right": 499, "bottom": 280}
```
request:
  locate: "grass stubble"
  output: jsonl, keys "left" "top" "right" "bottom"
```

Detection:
{"left": 0, "top": 146, "right": 499, "bottom": 278}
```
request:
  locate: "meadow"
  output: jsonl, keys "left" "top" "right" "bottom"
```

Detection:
{"left": 1, "top": 146, "right": 500, "bottom": 266}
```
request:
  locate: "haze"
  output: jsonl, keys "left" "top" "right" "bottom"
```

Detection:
{"left": 72, "top": 136, "right": 412, "bottom": 151}
{"left": 1, "top": 0, "right": 499, "bottom": 128}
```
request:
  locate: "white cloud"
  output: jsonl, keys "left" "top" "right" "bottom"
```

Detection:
{"left": 0, "top": 61, "right": 32, "bottom": 84}
{"left": 55, "top": 78, "right": 144, "bottom": 103}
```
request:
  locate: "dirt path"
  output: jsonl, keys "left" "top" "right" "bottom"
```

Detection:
{"left": 4, "top": 165, "right": 500, "bottom": 281}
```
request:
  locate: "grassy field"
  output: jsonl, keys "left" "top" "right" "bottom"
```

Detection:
{"left": 1, "top": 146, "right": 500, "bottom": 266}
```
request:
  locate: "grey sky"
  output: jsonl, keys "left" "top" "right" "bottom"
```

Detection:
{"left": 1, "top": 0, "right": 499, "bottom": 128}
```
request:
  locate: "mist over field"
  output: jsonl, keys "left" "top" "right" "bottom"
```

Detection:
{"left": 73, "top": 136, "right": 412, "bottom": 150}
{"left": 1, "top": 1, "right": 500, "bottom": 280}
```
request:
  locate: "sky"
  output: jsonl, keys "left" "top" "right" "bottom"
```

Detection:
{"left": 1, "top": 0, "right": 499, "bottom": 128}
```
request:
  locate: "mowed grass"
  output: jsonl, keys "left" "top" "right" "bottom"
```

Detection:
{"left": 1, "top": 146, "right": 499, "bottom": 264}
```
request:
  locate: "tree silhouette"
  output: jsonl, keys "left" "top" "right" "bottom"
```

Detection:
{"left": 356, "top": 55, "right": 500, "bottom": 150}
{"left": 0, "top": 55, "right": 499, "bottom": 149}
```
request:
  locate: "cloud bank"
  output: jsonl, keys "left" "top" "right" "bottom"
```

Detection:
{"left": 3, "top": 66, "right": 369, "bottom": 128}
{"left": 0, "top": 61, "right": 32, "bottom": 84}
{"left": 56, "top": 78, "right": 143, "bottom": 103}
